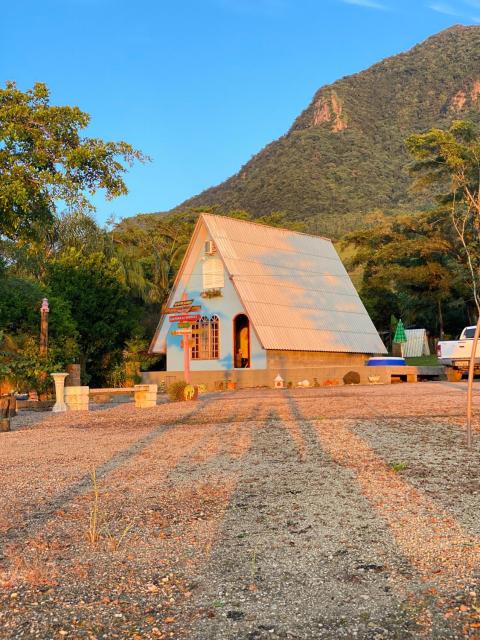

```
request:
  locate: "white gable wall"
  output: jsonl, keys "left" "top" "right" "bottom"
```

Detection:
{"left": 153, "top": 224, "right": 267, "bottom": 372}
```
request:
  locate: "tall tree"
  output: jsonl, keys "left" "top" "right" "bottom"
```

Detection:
{"left": 406, "top": 120, "right": 480, "bottom": 312}
{"left": 344, "top": 210, "right": 468, "bottom": 338}
{"left": 0, "top": 81, "right": 147, "bottom": 243}
{"left": 46, "top": 249, "right": 141, "bottom": 385}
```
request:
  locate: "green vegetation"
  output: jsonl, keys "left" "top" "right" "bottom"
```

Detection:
{"left": 407, "top": 119, "right": 480, "bottom": 312}
{"left": 343, "top": 208, "right": 473, "bottom": 339}
{"left": 146, "top": 26, "right": 480, "bottom": 239}
{"left": 389, "top": 462, "right": 408, "bottom": 473}
{"left": 346, "top": 117, "right": 480, "bottom": 341}
{"left": 167, "top": 380, "right": 188, "bottom": 402}
{"left": 0, "top": 83, "right": 149, "bottom": 389}
{"left": 0, "top": 81, "right": 147, "bottom": 243}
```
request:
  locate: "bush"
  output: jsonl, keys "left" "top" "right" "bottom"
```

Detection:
{"left": 343, "top": 371, "right": 361, "bottom": 385}
{"left": 167, "top": 380, "right": 187, "bottom": 402}
{"left": 1, "top": 333, "right": 68, "bottom": 395}
{"left": 106, "top": 362, "right": 126, "bottom": 388}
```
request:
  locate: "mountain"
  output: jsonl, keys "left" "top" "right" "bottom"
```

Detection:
{"left": 149, "top": 25, "right": 480, "bottom": 237}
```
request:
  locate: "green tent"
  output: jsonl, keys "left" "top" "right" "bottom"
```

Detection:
{"left": 393, "top": 319, "right": 407, "bottom": 344}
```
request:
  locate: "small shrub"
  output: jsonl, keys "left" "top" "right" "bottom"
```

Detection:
{"left": 106, "top": 362, "right": 126, "bottom": 388}
{"left": 389, "top": 461, "right": 408, "bottom": 473}
{"left": 167, "top": 380, "right": 188, "bottom": 402}
{"left": 86, "top": 467, "right": 135, "bottom": 551}
{"left": 343, "top": 371, "right": 361, "bottom": 385}
{"left": 87, "top": 468, "right": 100, "bottom": 547}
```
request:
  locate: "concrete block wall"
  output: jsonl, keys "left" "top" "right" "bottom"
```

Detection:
{"left": 64, "top": 386, "right": 90, "bottom": 411}
{"left": 134, "top": 384, "right": 158, "bottom": 408}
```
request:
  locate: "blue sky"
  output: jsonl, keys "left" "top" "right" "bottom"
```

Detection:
{"left": 1, "top": 0, "right": 479, "bottom": 224}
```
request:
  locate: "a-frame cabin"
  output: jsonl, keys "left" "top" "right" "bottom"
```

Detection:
{"left": 147, "top": 214, "right": 386, "bottom": 389}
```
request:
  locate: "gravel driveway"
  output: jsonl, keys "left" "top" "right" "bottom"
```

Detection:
{"left": 1, "top": 382, "right": 480, "bottom": 639}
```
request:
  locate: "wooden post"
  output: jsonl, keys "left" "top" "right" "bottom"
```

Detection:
{"left": 466, "top": 316, "right": 480, "bottom": 449}
{"left": 40, "top": 298, "right": 49, "bottom": 356}
{"left": 184, "top": 334, "right": 191, "bottom": 384}
{"left": 0, "top": 395, "right": 15, "bottom": 432}
{"left": 182, "top": 292, "right": 191, "bottom": 384}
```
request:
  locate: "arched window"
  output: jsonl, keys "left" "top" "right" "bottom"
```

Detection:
{"left": 191, "top": 314, "right": 220, "bottom": 360}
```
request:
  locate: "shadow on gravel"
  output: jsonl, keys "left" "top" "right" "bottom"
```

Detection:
{"left": 180, "top": 398, "right": 425, "bottom": 640}
{"left": 0, "top": 399, "right": 212, "bottom": 559}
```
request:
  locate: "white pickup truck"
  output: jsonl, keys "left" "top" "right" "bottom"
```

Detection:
{"left": 437, "top": 326, "right": 480, "bottom": 381}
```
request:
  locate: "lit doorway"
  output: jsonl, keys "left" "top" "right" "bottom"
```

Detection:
{"left": 234, "top": 314, "right": 250, "bottom": 368}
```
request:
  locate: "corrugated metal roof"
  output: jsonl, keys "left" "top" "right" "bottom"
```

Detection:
{"left": 202, "top": 214, "right": 387, "bottom": 354}
{"left": 403, "top": 329, "right": 430, "bottom": 358}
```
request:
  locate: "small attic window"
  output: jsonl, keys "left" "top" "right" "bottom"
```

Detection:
{"left": 205, "top": 240, "right": 217, "bottom": 256}
{"left": 203, "top": 254, "right": 224, "bottom": 291}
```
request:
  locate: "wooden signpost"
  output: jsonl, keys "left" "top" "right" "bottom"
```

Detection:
{"left": 163, "top": 293, "right": 202, "bottom": 384}
{"left": 40, "top": 298, "right": 49, "bottom": 356}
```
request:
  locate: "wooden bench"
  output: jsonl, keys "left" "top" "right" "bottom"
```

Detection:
{"left": 89, "top": 387, "right": 136, "bottom": 404}
{"left": 66, "top": 385, "right": 158, "bottom": 409}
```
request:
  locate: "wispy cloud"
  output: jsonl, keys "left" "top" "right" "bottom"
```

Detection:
{"left": 428, "top": 0, "right": 480, "bottom": 21}
{"left": 341, "top": 0, "right": 388, "bottom": 9}
{"left": 428, "top": 1, "right": 463, "bottom": 16}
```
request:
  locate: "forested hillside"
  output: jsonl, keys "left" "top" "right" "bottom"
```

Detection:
{"left": 147, "top": 25, "right": 480, "bottom": 237}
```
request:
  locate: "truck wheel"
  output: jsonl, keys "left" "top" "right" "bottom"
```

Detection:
{"left": 446, "top": 368, "right": 463, "bottom": 382}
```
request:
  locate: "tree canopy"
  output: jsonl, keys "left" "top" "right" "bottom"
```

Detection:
{"left": 407, "top": 120, "right": 480, "bottom": 311}
{"left": 0, "top": 81, "right": 147, "bottom": 242}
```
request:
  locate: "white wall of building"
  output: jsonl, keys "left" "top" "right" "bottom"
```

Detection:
{"left": 166, "top": 229, "right": 267, "bottom": 372}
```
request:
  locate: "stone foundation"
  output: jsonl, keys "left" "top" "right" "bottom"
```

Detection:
{"left": 267, "top": 350, "right": 367, "bottom": 369}
{"left": 142, "top": 365, "right": 444, "bottom": 390}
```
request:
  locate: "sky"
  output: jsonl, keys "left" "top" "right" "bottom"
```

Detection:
{"left": 2, "top": 0, "right": 480, "bottom": 225}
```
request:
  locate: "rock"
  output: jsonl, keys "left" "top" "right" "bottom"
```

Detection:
{"left": 226, "top": 610, "right": 245, "bottom": 620}
{"left": 343, "top": 371, "right": 361, "bottom": 385}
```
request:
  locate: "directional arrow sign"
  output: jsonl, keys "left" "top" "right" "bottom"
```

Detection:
{"left": 162, "top": 303, "right": 202, "bottom": 314}
{"left": 174, "top": 299, "right": 193, "bottom": 308}
{"left": 169, "top": 314, "right": 201, "bottom": 323}
{"left": 171, "top": 329, "right": 193, "bottom": 336}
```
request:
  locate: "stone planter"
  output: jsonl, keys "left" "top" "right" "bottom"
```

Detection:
{"left": 134, "top": 384, "right": 157, "bottom": 408}
{"left": 64, "top": 386, "right": 90, "bottom": 411}
{"left": 51, "top": 373, "right": 69, "bottom": 413}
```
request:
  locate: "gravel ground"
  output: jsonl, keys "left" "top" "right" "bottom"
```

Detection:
{"left": 1, "top": 382, "right": 480, "bottom": 639}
